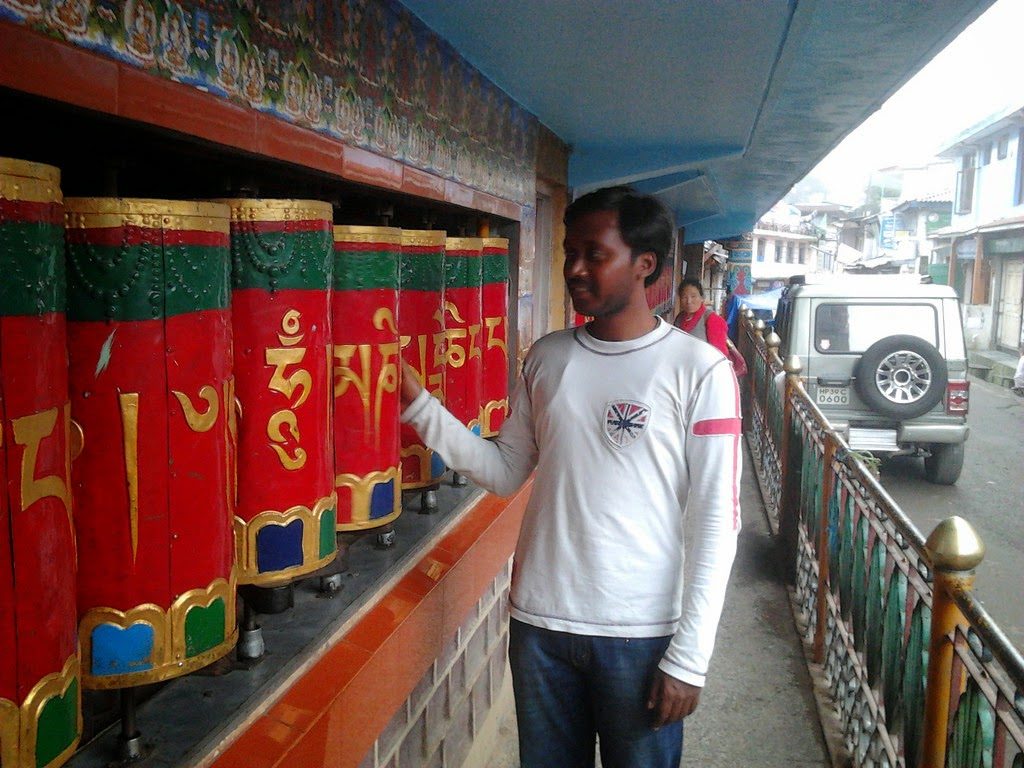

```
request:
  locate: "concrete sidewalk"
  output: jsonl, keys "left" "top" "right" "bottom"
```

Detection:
{"left": 484, "top": 443, "right": 830, "bottom": 767}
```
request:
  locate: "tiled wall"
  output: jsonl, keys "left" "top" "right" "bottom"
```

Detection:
{"left": 361, "top": 559, "right": 512, "bottom": 768}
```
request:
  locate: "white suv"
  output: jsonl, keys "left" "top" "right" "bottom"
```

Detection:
{"left": 773, "top": 275, "right": 970, "bottom": 484}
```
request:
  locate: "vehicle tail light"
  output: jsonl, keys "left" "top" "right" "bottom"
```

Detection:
{"left": 946, "top": 380, "right": 969, "bottom": 415}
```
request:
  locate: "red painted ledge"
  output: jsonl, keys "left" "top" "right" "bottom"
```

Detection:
{"left": 206, "top": 482, "right": 531, "bottom": 768}
{"left": 0, "top": 21, "right": 523, "bottom": 222}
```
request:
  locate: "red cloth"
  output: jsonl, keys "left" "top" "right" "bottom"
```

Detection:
{"left": 674, "top": 305, "right": 730, "bottom": 357}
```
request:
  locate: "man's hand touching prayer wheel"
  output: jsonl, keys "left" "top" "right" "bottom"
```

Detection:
{"left": 399, "top": 359, "right": 424, "bottom": 409}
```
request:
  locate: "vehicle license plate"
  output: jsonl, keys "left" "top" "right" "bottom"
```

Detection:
{"left": 816, "top": 386, "right": 849, "bottom": 406}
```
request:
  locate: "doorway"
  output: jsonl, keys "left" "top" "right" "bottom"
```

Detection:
{"left": 997, "top": 257, "right": 1023, "bottom": 350}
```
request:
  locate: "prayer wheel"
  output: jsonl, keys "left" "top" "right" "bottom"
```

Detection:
{"left": 65, "top": 198, "right": 237, "bottom": 689}
{"left": 398, "top": 230, "right": 446, "bottom": 489}
{"left": 332, "top": 226, "right": 402, "bottom": 532}
{"left": 442, "top": 237, "right": 484, "bottom": 432}
{"left": 479, "top": 237, "right": 510, "bottom": 437}
{"left": 0, "top": 159, "right": 81, "bottom": 767}
{"left": 222, "top": 199, "right": 337, "bottom": 586}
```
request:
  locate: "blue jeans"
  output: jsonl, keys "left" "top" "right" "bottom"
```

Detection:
{"left": 508, "top": 619, "right": 684, "bottom": 768}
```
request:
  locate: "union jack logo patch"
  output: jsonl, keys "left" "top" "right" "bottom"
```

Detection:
{"left": 604, "top": 400, "right": 651, "bottom": 448}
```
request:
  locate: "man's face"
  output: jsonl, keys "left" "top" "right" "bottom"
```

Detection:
{"left": 563, "top": 209, "right": 652, "bottom": 318}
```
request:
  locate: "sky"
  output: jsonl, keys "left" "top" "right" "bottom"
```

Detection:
{"left": 795, "top": 0, "right": 1024, "bottom": 206}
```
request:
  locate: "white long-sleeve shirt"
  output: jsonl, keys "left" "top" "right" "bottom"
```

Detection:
{"left": 401, "top": 318, "right": 740, "bottom": 686}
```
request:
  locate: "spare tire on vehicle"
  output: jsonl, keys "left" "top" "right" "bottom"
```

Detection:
{"left": 853, "top": 334, "right": 947, "bottom": 420}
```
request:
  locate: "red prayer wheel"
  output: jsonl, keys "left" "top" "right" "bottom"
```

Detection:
{"left": 398, "top": 230, "right": 447, "bottom": 489}
{"left": 222, "top": 199, "right": 337, "bottom": 586}
{"left": 442, "top": 237, "right": 484, "bottom": 434}
{"left": 332, "top": 226, "right": 402, "bottom": 531}
{"left": 479, "top": 237, "right": 510, "bottom": 437}
{"left": 0, "top": 159, "right": 81, "bottom": 767}
{"left": 65, "top": 198, "right": 237, "bottom": 689}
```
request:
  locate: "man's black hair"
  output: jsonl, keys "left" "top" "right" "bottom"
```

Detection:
{"left": 678, "top": 277, "right": 704, "bottom": 297}
{"left": 564, "top": 186, "right": 674, "bottom": 286}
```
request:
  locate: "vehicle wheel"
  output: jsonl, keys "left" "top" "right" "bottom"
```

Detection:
{"left": 923, "top": 443, "right": 964, "bottom": 485}
{"left": 854, "top": 335, "right": 947, "bottom": 419}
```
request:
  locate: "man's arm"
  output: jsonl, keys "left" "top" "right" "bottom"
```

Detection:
{"left": 649, "top": 358, "right": 741, "bottom": 719}
{"left": 400, "top": 360, "right": 539, "bottom": 497}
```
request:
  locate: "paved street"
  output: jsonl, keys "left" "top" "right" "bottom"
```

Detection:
{"left": 879, "top": 377, "right": 1024, "bottom": 650}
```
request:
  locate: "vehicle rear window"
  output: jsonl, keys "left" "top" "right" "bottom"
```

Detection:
{"left": 813, "top": 303, "right": 938, "bottom": 353}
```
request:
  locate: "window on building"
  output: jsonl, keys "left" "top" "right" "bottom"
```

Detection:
{"left": 799, "top": 244, "right": 807, "bottom": 264}
{"left": 1016, "top": 130, "right": 1024, "bottom": 206}
{"left": 957, "top": 154, "right": 975, "bottom": 214}
{"left": 997, "top": 135, "right": 1009, "bottom": 160}
{"left": 756, "top": 239, "right": 765, "bottom": 262}
{"left": 980, "top": 142, "right": 993, "bottom": 166}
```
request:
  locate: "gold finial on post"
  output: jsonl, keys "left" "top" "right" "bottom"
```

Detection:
{"left": 754, "top": 318, "right": 766, "bottom": 338}
{"left": 765, "top": 330, "right": 781, "bottom": 350}
{"left": 784, "top": 355, "right": 802, "bottom": 376}
{"left": 920, "top": 516, "right": 985, "bottom": 768}
{"left": 925, "top": 516, "right": 985, "bottom": 572}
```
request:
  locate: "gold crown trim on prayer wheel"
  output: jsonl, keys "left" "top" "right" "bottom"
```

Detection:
{"left": 445, "top": 237, "right": 484, "bottom": 252}
{"left": 0, "top": 175, "right": 63, "bottom": 205}
{"left": 333, "top": 225, "right": 403, "bottom": 245}
{"left": 481, "top": 237, "right": 509, "bottom": 250}
{"left": 213, "top": 198, "right": 334, "bottom": 222}
{"left": 0, "top": 157, "right": 61, "bottom": 185}
{"left": 65, "top": 199, "right": 231, "bottom": 232}
{"left": 400, "top": 229, "right": 447, "bottom": 247}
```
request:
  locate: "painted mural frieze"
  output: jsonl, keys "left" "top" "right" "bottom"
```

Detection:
{"left": 1, "top": 0, "right": 537, "bottom": 205}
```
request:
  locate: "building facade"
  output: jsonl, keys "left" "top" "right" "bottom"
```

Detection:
{"left": 938, "top": 105, "right": 1024, "bottom": 354}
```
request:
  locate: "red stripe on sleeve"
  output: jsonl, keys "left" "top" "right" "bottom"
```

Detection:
{"left": 692, "top": 417, "right": 742, "bottom": 436}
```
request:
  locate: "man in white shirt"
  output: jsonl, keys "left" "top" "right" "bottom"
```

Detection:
{"left": 400, "top": 186, "right": 741, "bottom": 767}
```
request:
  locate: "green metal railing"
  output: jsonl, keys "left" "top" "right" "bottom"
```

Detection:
{"left": 738, "top": 311, "right": 1024, "bottom": 768}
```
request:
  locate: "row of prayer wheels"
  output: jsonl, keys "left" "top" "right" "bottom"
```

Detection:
{"left": 0, "top": 158, "right": 510, "bottom": 767}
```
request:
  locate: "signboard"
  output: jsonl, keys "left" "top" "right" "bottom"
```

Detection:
{"left": 925, "top": 211, "right": 951, "bottom": 234}
{"left": 880, "top": 214, "right": 896, "bottom": 249}
{"left": 987, "top": 235, "right": 1024, "bottom": 254}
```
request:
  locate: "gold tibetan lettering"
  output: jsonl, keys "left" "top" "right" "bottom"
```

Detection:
{"left": 278, "top": 309, "right": 304, "bottom": 345}
{"left": 11, "top": 405, "right": 72, "bottom": 517}
{"left": 267, "top": 409, "right": 306, "bottom": 470}
{"left": 334, "top": 343, "right": 373, "bottom": 434}
{"left": 266, "top": 347, "right": 312, "bottom": 408}
{"left": 484, "top": 316, "right": 508, "bottom": 355}
{"left": 118, "top": 393, "right": 141, "bottom": 562}
{"left": 173, "top": 385, "right": 220, "bottom": 432}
